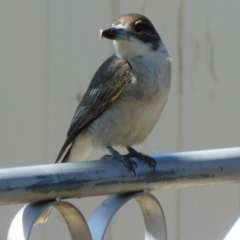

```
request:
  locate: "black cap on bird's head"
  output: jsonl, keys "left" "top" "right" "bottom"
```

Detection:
{"left": 101, "top": 13, "right": 161, "bottom": 51}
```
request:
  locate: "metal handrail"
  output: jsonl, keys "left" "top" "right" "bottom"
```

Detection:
{"left": 1, "top": 147, "right": 240, "bottom": 205}
{"left": 4, "top": 147, "right": 240, "bottom": 240}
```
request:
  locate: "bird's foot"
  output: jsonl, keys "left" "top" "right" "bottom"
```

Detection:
{"left": 106, "top": 145, "right": 137, "bottom": 176}
{"left": 126, "top": 146, "right": 156, "bottom": 171}
{"left": 100, "top": 154, "right": 112, "bottom": 160}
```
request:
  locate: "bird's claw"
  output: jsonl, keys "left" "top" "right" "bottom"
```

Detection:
{"left": 105, "top": 146, "right": 137, "bottom": 176}
{"left": 142, "top": 155, "right": 156, "bottom": 170}
{"left": 126, "top": 147, "right": 157, "bottom": 171}
{"left": 100, "top": 154, "right": 112, "bottom": 160}
{"left": 121, "top": 156, "right": 137, "bottom": 177}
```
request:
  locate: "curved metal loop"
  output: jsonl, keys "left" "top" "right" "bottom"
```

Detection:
{"left": 7, "top": 200, "right": 92, "bottom": 240}
{"left": 88, "top": 192, "right": 167, "bottom": 240}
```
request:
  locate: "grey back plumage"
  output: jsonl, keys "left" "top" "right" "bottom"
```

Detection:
{"left": 55, "top": 55, "right": 133, "bottom": 163}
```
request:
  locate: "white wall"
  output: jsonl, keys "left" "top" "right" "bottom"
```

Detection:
{"left": 0, "top": 1, "right": 240, "bottom": 239}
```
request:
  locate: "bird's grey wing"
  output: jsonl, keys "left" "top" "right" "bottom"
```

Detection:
{"left": 56, "top": 55, "right": 133, "bottom": 163}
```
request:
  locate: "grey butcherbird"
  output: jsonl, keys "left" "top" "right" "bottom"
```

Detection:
{"left": 36, "top": 13, "right": 172, "bottom": 224}
{"left": 56, "top": 13, "right": 172, "bottom": 175}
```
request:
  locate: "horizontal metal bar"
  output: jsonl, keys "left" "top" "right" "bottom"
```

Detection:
{"left": 0, "top": 147, "right": 240, "bottom": 205}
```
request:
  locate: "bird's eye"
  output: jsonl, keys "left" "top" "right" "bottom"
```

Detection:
{"left": 134, "top": 23, "right": 144, "bottom": 32}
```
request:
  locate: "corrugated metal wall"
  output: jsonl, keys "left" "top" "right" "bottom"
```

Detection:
{"left": 0, "top": 1, "right": 239, "bottom": 239}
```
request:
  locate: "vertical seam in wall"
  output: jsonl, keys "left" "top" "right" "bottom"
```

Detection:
{"left": 141, "top": 0, "right": 148, "bottom": 154}
{"left": 44, "top": 0, "right": 50, "bottom": 165}
{"left": 177, "top": 0, "right": 185, "bottom": 240}
{"left": 110, "top": 0, "right": 120, "bottom": 58}
{"left": 108, "top": 2, "right": 121, "bottom": 240}
{"left": 41, "top": 1, "right": 50, "bottom": 239}
{"left": 141, "top": 0, "right": 147, "bottom": 15}
{"left": 177, "top": 0, "right": 184, "bottom": 152}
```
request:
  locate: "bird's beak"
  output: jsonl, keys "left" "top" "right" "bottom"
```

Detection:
{"left": 100, "top": 27, "right": 128, "bottom": 40}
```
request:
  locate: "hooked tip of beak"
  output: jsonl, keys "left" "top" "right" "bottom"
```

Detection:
{"left": 100, "top": 27, "right": 119, "bottom": 40}
{"left": 99, "top": 27, "right": 128, "bottom": 41}
{"left": 99, "top": 29, "right": 103, "bottom": 40}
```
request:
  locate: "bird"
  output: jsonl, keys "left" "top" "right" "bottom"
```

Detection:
{"left": 36, "top": 14, "right": 172, "bottom": 224}
{"left": 56, "top": 13, "right": 172, "bottom": 174}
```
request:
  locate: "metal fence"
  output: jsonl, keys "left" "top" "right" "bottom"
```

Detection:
{"left": 3, "top": 147, "right": 240, "bottom": 240}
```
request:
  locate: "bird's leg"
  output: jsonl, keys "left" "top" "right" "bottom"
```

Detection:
{"left": 106, "top": 145, "right": 137, "bottom": 176}
{"left": 126, "top": 146, "right": 156, "bottom": 170}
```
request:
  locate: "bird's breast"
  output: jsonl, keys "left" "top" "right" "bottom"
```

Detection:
{"left": 124, "top": 55, "right": 171, "bottom": 100}
{"left": 88, "top": 56, "right": 171, "bottom": 148}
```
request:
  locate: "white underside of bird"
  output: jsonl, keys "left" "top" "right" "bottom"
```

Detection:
{"left": 68, "top": 39, "right": 171, "bottom": 162}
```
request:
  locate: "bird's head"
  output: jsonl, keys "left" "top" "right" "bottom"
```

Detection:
{"left": 101, "top": 14, "right": 163, "bottom": 59}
